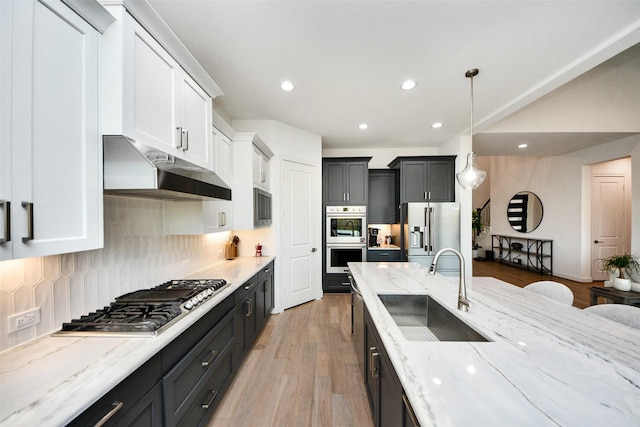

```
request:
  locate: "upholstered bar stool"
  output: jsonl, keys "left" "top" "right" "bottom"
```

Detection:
{"left": 583, "top": 304, "right": 640, "bottom": 329}
{"left": 524, "top": 281, "right": 574, "bottom": 306}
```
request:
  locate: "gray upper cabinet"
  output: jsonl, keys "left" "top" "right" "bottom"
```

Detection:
{"left": 323, "top": 158, "right": 371, "bottom": 205}
{"left": 388, "top": 156, "right": 456, "bottom": 203}
{"left": 368, "top": 170, "right": 399, "bottom": 224}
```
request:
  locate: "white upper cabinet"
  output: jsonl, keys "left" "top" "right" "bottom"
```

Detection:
{"left": 1, "top": 0, "right": 107, "bottom": 260}
{"left": 101, "top": 4, "right": 216, "bottom": 170}
{"left": 252, "top": 146, "right": 270, "bottom": 190}
{"left": 233, "top": 132, "right": 273, "bottom": 230}
{"left": 163, "top": 126, "right": 234, "bottom": 235}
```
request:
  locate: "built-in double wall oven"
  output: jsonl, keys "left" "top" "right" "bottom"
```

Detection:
{"left": 326, "top": 206, "right": 366, "bottom": 274}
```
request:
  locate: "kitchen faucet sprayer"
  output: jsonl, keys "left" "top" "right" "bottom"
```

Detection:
{"left": 428, "top": 247, "right": 470, "bottom": 312}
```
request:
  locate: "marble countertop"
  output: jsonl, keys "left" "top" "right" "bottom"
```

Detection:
{"left": 349, "top": 262, "right": 640, "bottom": 427}
{"left": 0, "top": 256, "right": 274, "bottom": 427}
{"left": 367, "top": 244, "right": 400, "bottom": 250}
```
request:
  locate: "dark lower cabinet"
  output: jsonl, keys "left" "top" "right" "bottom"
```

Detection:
{"left": 71, "top": 264, "right": 275, "bottom": 427}
{"left": 324, "top": 273, "right": 352, "bottom": 293}
{"left": 364, "top": 307, "right": 403, "bottom": 427}
{"left": 163, "top": 313, "right": 235, "bottom": 426}
{"left": 69, "top": 355, "right": 163, "bottom": 427}
{"left": 256, "top": 262, "right": 275, "bottom": 329}
{"left": 367, "top": 249, "right": 401, "bottom": 262}
{"left": 364, "top": 306, "right": 420, "bottom": 427}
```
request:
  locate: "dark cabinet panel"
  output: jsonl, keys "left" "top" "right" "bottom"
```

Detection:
{"left": 256, "top": 262, "right": 274, "bottom": 330}
{"left": 163, "top": 314, "right": 234, "bottom": 426}
{"left": 323, "top": 158, "right": 371, "bottom": 205}
{"left": 389, "top": 156, "right": 455, "bottom": 203}
{"left": 367, "top": 249, "right": 401, "bottom": 262}
{"left": 69, "top": 355, "right": 162, "bottom": 427}
{"left": 324, "top": 273, "right": 352, "bottom": 293}
{"left": 364, "top": 307, "right": 404, "bottom": 427}
{"left": 368, "top": 169, "right": 399, "bottom": 224}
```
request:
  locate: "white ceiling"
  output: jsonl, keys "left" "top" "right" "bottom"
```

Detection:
{"left": 147, "top": 0, "right": 640, "bottom": 155}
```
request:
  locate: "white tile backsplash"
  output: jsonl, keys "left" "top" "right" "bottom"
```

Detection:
{"left": 0, "top": 196, "right": 233, "bottom": 352}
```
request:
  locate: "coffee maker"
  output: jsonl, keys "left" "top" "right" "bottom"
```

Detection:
{"left": 368, "top": 227, "right": 379, "bottom": 247}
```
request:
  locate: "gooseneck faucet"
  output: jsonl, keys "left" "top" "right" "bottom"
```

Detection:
{"left": 428, "top": 247, "right": 470, "bottom": 312}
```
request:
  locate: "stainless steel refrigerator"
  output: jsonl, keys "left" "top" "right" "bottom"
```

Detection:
{"left": 402, "top": 202, "right": 461, "bottom": 275}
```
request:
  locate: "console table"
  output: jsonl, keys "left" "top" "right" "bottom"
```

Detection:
{"left": 590, "top": 286, "right": 640, "bottom": 306}
{"left": 492, "top": 235, "right": 553, "bottom": 275}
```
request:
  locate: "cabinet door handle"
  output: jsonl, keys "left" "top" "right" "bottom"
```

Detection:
{"left": 201, "top": 390, "right": 218, "bottom": 410}
{"left": 246, "top": 299, "right": 252, "bottom": 317}
{"left": 201, "top": 350, "right": 219, "bottom": 367}
{"left": 94, "top": 401, "right": 123, "bottom": 427}
{"left": 222, "top": 212, "right": 226, "bottom": 226}
{"left": 343, "top": 193, "right": 346, "bottom": 201}
{"left": 369, "top": 348, "right": 379, "bottom": 378}
{"left": 181, "top": 129, "right": 189, "bottom": 151}
{"left": 176, "top": 126, "right": 183, "bottom": 148}
{"left": 21, "top": 202, "right": 33, "bottom": 242}
{"left": 346, "top": 192, "right": 350, "bottom": 201}
{"left": 402, "top": 393, "right": 420, "bottom": 427}
{"left": 0, "top": 200, "right": 10, "bottom": 243}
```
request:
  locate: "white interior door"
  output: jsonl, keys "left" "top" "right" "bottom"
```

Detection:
{"left": 591, "top": 175, "right": 627, "bottom": 280}
{"left": 282, "top": 160, "right": 319, "bottom": 309}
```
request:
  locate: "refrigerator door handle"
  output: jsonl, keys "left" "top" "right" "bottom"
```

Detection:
{"left": 426, "top": 206, "right": 433, "bottom": 254}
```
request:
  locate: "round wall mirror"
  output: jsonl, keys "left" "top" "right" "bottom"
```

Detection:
{"left": 507, "top": 191, "right": 543, "bottom": 233}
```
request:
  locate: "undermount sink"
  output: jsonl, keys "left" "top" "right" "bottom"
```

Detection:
{"left": 377, "top": 294, "right": 490, "bottom": 342}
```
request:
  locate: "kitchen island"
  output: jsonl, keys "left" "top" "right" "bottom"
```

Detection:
{"left": 0, "top": 256, "right": 274, "bottom": 426}
{"left": 349, "top": 262, "right": 640, "bottom": 426}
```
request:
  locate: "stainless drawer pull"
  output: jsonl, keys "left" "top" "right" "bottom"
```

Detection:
{"left": 403, "top": 393, "right": 420, "bottom": 427}
{"left": 0, "top": 200, "right": 9, "bottom": 243}
{"left": 244, "top": 284, "right": 252, "bottom": 290}
{"left": 201, "top": 350, "right": 219, "bottom": 367}
{"left": 21, "top": 202, "right": 33, "bottom": 242}
{"left": 263, "top": 268, "right": 271, "bottom": 273}
{"left": 176, "top": 127, "right": 183, "bottom": 148}
{"left": 201, "top": 390, "right": 218, "bottom": 410}
{"left": 94, "top": 401, "right": 123, "bottom": 427}
{"left": 246, "top": 299, "right": 252, "bottom": 317}
{"left": 369, "top": 347, "right": 379, "bottom": 378}
{"left": 182, "top": 129, "right": 189, "bottom": 151}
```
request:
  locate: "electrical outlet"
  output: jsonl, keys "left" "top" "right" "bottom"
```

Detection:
{"left": 8, "top": 307, "right": 41, "bottom": 333}
{"left": 181, "top": 259, "right": 190, "bottom": 270}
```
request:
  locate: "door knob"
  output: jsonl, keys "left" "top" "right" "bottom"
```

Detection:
{"left": 311, "top": 248, "right": 317, "bottom": 252}
{"left": 594, "top": 240, "right": 602, "bottom": 244}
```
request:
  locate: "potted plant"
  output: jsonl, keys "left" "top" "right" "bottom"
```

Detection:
{"left": 598, "top": 254, "right": 640, "bottom": 291}
{"left": 472, "top": 209, "right": 483, "bottom": 259}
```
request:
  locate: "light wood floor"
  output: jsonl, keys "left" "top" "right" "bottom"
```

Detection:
{"left": 208, "top": 294, "right": 374, "bottom": 427}
{"left": 208, "top": 261, "right": 600, "bottom": 426}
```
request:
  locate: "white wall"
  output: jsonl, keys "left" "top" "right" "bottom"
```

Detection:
{"left": 487, "top": 134, "right": 640, "bottom": 282}
{"left": 322, "top": 146, "right": 439, "bottom": 168}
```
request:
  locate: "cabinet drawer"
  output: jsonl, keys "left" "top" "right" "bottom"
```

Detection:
{"left": 368, "top": 250, "right": 401, "bottom": 262}
{"left": 234, "top": 274, "right": 258, "bottom": 303}
{"left": 173, "top": 349, "right": 234, "bottom": 427}
{"left": 163, "top": 314, "right": 234, "bottom": 426}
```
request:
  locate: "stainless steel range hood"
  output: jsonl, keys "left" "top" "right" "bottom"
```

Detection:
{"left": 103, "top": 135, "right": 231, "bottom": 201}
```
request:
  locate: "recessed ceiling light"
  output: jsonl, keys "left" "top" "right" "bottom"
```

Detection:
{"left": 401, "top": 80, "right": 417, "bottom": 90}
{"left": 518, "top": 143, "right": 528, "bottom": 149}
{"left": 358, "top": 123, "right": 369, "bottom": 130}
{"left": 280, "top": 81, "right": 295, "bottom": 91}
{"left": 431, "top": 122, "right": 443, "bottom": 129}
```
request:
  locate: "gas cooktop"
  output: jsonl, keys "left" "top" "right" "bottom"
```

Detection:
{"left": 54, "top": 279, "right": 228, "bottom": 337}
